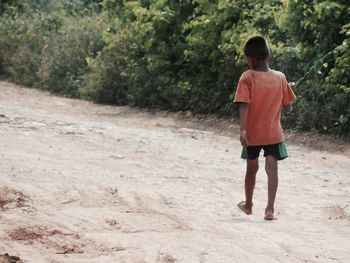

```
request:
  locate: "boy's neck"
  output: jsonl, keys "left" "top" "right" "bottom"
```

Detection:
{"left": 251, "top": 61, "right": 270, "bottom": 72}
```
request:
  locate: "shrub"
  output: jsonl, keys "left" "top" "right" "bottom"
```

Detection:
{"left": 0, "top": 0, "right": 349, "bottom": 137}
{"left": 38, "top": 15, "right": 106, "bottom": 97}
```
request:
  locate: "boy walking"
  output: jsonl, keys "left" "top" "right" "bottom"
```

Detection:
{"left": 234, "top": 36, "right": 296, "bottom": 220}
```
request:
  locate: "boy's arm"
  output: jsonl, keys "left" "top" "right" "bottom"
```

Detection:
{"left": 283, "top": 104, "right": 292, "bottom": 112}
{"left": 239, "top": 103, "right": 249, "bottom": 146}
{"left": 283, "top": 82, "right": 296, "bottom": 112}
{"left": 234, "top": 72, "right": 251, "bottom": 146}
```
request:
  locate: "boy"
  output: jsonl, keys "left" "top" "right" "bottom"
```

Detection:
{"left": 234, "top": 36, "right": 296, "bottom": 220}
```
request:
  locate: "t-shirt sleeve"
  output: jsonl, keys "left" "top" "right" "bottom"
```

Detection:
{"left": 282, "top": 76, "right": 296, "bottom": 106}
{"left": 234, "top": 74, "right": 251, "bottom": 104}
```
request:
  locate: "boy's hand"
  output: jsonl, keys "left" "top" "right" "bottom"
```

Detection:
{"left": 288, "top": 82, "right": 296, "bottom": 93}
{"left": 283, "top": 104, "right": 291, "bottom": 112}
{"left": 240, "top": 129, "right": 248, "bottom": 146}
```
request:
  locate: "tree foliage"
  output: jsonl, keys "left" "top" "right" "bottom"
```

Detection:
{"left": 0, "top": 0, "right": 349, "bottom": 136}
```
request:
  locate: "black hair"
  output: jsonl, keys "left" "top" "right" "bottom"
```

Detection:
{"left": 244, "top": 36, "right": 270, "bottom": 61}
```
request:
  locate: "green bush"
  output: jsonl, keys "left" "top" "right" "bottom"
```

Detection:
{"left": 0, "top": 0, "right": 349, "bottom": 137}
{"left": 38, "top": 15, "right": 105, "bottom": 97}
{"left": 81, "top": 25, "right": 130, "bottom": 104}
{"left": 0, "top": 11, "right": 53, "bottom": 86}
{"left": 276, "top": 1, "right": 350, "bottom": 136}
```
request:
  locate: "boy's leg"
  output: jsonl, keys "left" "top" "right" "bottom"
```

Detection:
{"left": 238, "top": 158, "right": 259, "bottom": 215}
{"left": 264, "top": 155, "right": 278, "bottom": 220}
{"left": 245, "top": 159, "right": 259, "bottom": 209}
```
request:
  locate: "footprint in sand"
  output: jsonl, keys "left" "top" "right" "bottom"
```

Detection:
{"left": 322, "top": 205, "right": 350, "bottom": 220}
{"left": 105, "top": 219, "right": 121, "bottom": 229}
{"left": 0, "top": 187, "right": 30, "bottom": 211}
{"left": 0, "top": 253, "right": 24, "bottom": 263}
{"left": 8, "top": 226, "right": 63, "bottom": 241}
{"left": 157, "top": 252, "right": 177, "bottom": 263}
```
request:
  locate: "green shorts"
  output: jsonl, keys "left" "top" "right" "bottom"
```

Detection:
{"left": 241, "top": 142, "right": 288, "bottom": 160}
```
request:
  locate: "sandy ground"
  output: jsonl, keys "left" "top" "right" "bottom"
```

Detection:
{"left": 0, "top": 81, "right": 349, "bottom": 263}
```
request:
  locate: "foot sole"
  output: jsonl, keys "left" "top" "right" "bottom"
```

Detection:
{"left": 237, "top": 201, "right": 252, "bottom": 215}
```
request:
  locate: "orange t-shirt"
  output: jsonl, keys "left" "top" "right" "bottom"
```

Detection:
{"left": 234, "top": 69, "right": 296, "bottom": 146}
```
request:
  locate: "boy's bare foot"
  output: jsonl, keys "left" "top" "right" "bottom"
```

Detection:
{"left": 237, "top": 201, "right": 252, "bottom": 215}
{"left": 264, "top": 209, "right": 277, "bottom": 220}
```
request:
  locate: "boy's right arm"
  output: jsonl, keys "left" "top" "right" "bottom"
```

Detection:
{"left": 283, "top": 82, "right": 296, "bottom": 112}
{"left": 283, "top": 103, "right": 292, "bottom": 112}
{"left": 289, "top": 82, "right": 296, "bottom": 93}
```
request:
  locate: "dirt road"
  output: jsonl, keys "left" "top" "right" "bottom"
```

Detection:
{"left": 0, "top": 81, "right": 349, "bottom": 263}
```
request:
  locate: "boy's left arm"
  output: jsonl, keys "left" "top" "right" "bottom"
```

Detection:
{"left": 234, "top": 72, "right": 251, "bottom": 145}
{"left": 239, "top": 103, "right": 249, "bottom": 146}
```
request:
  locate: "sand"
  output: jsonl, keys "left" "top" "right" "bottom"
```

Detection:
{"left": 0, "top": 81, "right": 349, "bottom": 263}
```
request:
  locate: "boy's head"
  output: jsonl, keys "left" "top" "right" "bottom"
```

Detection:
{"left": 244, "top": 36, "right": 271, "bottom": 69}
